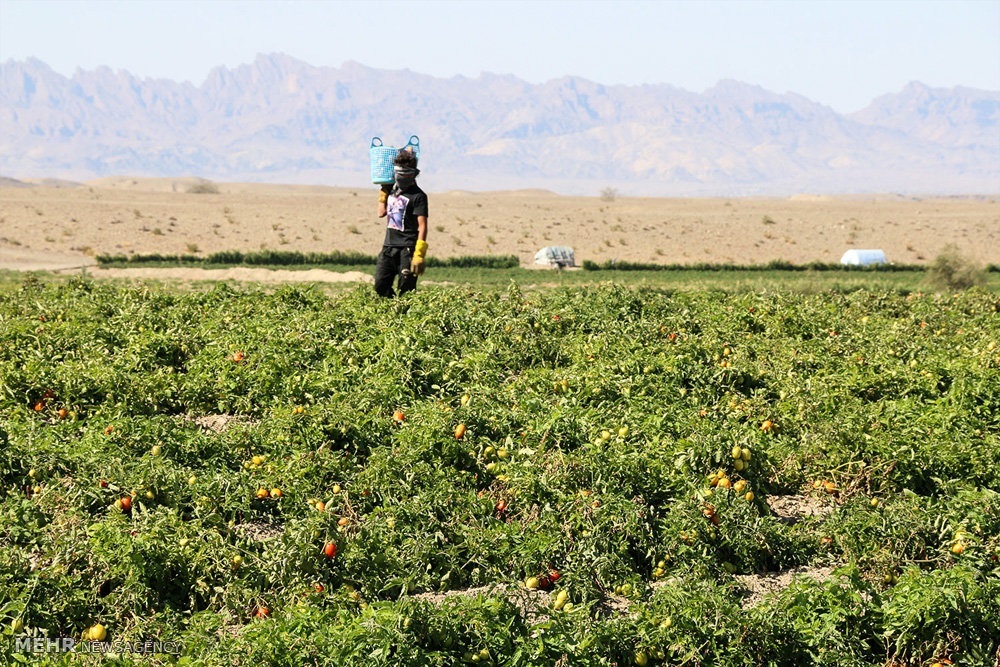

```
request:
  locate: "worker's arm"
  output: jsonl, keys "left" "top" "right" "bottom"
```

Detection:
{"left": 412, "top": 215, "right": 429, "bottom": 275}
{"left": 377, "top": 184, "right": 391, "bottom": 218}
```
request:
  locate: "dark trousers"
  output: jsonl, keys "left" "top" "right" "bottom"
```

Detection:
{"left": 374, "top": 245, "right": 417, "bottom": 298}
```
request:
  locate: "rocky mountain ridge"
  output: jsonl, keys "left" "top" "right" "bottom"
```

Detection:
{"left": 1, "top": 54, "right": 997, "bottom": 195}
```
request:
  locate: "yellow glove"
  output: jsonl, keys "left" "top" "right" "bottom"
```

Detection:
{"left": 411, "top": 240, "right": 428, "bottom": 276}
{"left": 378, "top": 184, "right": 391, "bottom": 204}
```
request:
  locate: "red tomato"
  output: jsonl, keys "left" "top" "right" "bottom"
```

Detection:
{"left": 322, "top": 542, "right": 337, "bottom": 559}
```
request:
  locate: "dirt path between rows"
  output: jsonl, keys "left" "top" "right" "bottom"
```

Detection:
{"left": 0, "top": 249, "right": 374, "bottom": 284}
{"left": 0, "top": 248, "right": 97, "bottom": 272}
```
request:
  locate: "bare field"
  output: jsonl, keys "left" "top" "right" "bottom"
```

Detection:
{"left": 1, "top": 177, "right": 997, "bottom": 272}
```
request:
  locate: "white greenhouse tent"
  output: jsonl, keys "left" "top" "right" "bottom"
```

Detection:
{"left": 534, "top": 246, "right": 576, "bottom": 268}
{"left": 840, "top": 249, "right": 887, "bottom": 266}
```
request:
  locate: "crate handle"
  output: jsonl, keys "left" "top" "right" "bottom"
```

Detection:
{"left": 371, "top": 137, "right": 383, "bottom": 148}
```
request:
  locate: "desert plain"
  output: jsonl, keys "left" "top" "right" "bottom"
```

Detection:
{"left": 1, "top": 177, "right": 997, "bottom": 281}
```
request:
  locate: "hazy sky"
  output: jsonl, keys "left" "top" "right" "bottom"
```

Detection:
{"left": 1, "top": 0, "right": 998, "bottom": 113}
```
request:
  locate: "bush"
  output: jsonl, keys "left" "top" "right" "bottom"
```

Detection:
{"left": 926, "top": 244, "right": 985, "bottom": 291}
{"left": 186, "top": 180, "right": 220, "bottom": 194}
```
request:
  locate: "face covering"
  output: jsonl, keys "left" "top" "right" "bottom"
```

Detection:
{"left": 393, "top": 165, "right": 419, "bottom": 193}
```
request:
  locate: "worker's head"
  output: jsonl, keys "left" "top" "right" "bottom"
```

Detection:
{"left": 393, "top": 148, "right": 419, "bottom": 187}
{"left": 394, "top": 148, "right": 418, "bottom": 170}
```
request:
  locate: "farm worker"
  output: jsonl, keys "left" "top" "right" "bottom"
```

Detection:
{"left": 374, "top": 148, "right": 428, "bottom": 297}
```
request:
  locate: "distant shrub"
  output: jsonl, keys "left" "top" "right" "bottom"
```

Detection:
{"left": 96, "top": 251, "right": 520, "bottom": 270}
{"left": 186, "top": 180, "right": 220, "bottom": 194}
{"left": 600, "top": 187, "right": 619, "bottom": 202}
{"left": 582, "top": 260, "right": 926, "bottom": 272}
{"left": 926, "top": 244, "right": 985, "bottom": 291}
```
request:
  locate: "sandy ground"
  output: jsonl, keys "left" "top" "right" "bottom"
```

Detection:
{"left": 1, "top": 177, "right": 997, "bottom": 278}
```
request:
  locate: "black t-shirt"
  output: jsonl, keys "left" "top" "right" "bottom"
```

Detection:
{"left": 382, "top": 183, "right": 428, "bottom": 247}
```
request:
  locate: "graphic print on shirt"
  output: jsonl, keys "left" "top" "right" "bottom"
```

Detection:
{"left": 386, "top": 194, "right": 410, "bottom": 231}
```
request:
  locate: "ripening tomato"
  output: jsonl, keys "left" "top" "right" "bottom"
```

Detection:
{"left": 322, "top": 542, "right": 337, "bottom": 559}
{"left": 87, "top": 624, "right": 107, "bottom": 641}
{"left": 454, "top": 423, "right": 467, "bottom": 440}
{"left": 392, "top": 410, "right": 405, "bottom": 423}
{"left": 256, "top": 488, "right": 270, "bottom": 500}
{"left": 254, "top": 606, "right": 270, "bottom": 618}
{"left": 119, "top": 496, "right": 132, "bottom": 512}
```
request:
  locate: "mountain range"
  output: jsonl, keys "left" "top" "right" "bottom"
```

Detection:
{"left": 1, "top": 53, "right": 997, "bottom": 195}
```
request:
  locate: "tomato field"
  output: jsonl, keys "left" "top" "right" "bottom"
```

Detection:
{"left": 1, "top": 277, "right": 998, "bottom": 666}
